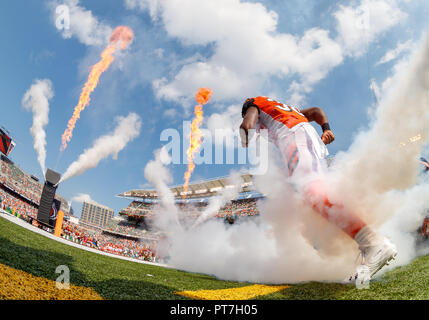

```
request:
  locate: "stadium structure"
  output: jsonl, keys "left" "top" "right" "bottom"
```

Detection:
{"left": 2, "top": 122, "right": 429, "bottom": 300}
{"left": 2, "top": 129, "right": 428, "bottom": 267}
{"left": 0, "top": 127, "right": 70, "bottom": 220}
{"left": 3, "top": 140, "right": 429, "bottom": 299}
{"left": 115, "top": 174, "right": 263, "bottom": 230}
{"left": 118, "top": 174, "right": 257, "bottom": 200}
{"left": 1, "top": 125, "right": 264, "bottom": 265}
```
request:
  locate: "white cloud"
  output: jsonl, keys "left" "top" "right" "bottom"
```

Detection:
{"left": 163, "top": 108, "right": 177, "bottom": 118}
{"left": 155, "top": 62, "right": 255, "bottom": 103}
{"left": 138, "top": 182, "right": 154, "bottom": 189}
{"left": 376, "top": 40, "right": 413, "bottom": 65}
{"left": 205, "top": 104, "right": 245, "bottom": 154}
{"left": 369, "top": 78, "right": 381, "bottom": 103}
{"left": 139, "top": 0, "right": 345, "bottom": 106}
{"left": 51, "top": 0, "right": 112, "bottom": 46}
{"left": 206, "top": 104, "right": 242, "bottom": 136}
{"left": 335, "top": 0, "right": 406, "bottom": 58}
{"left": 124, "top": 0, "right": 161, "bottom": 20}
{"left": 125, "top": 0, "right": 405, "bottom": 107}
{"left": 71, "top": 193, "right": 101, "bottom": 206}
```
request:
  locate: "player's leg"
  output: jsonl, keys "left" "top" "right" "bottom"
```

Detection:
{"left": 301, "top": 178, "right": 397, "bottom": 282}
{"left": 279, "top": 125, "right": 397, "bottom": 281}
{"left": 292, "top": 128, "right": 368, "bottom": 239}
{"left": 301, "top": 179, "right": 366, "bottom": 238}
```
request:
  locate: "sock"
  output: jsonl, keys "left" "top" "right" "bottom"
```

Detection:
{"left": 354, "top": 226, "right": 381, "bottom": 248}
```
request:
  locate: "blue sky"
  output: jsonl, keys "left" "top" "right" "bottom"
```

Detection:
{"left": 1, "top": 0, "right": 428, "bottom": 218}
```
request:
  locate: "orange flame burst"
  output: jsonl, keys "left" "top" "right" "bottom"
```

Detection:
{"left": 60, "top": 26, "right": 134, "bottom": 152}
{"left": 183, "top": 88, "right": 213, "bottom": 197}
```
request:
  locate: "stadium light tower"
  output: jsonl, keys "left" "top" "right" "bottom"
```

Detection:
{"left": 37, "top": 168, "right": 61, "bottom": 227}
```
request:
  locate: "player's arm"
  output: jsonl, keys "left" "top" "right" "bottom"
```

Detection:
{"left": 240, "top": 107, "right": 259, "bottom": 148}
{"left": 300, "top": 107, "right": 335, "bottom": 145}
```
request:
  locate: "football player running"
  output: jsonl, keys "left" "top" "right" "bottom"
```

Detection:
{"left": 239, "top": 96, "right": 397, "bottom": 285}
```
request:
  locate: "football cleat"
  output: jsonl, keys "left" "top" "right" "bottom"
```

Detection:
{"left": 353, "top": 265, "right": 370, "bottom": 289}
{"left": 345, "top": 237, "right": 397, "bottom": 285}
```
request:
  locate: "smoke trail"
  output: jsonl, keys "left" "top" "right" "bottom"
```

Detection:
{"left": 22, "top": 79, "right": 54, "bottom": 177}
{"left": 333, "top": 36, "right": 429, "bottom": 203}
{"left": 192, "top": 172, "right": 242, "bottom": 228}
{"left": 144, "top": 147, "right": 183, "bottom": 233}
{"left": 59, "top": 113, "right": 141, "bottom": 184}
{"left": 329, "top": 32, "right": 429, "bottom": 270}
{"left": 183, "top": 88, "right": 213, "bottom": 196}
{"left": 60, "top": 26, "right": 134, "bottom": 152}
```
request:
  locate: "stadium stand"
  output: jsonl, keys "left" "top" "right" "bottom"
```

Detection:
{"left": 0, "top": 159, "right": 42, "bottom": 205}
{"left": 0, "top": 155, "right": 161, "bottom": 262}
{"left": 5, "top": 148, "right": 429, "bottom": 269}
{"left": 62, "top": 220, "right": 158, "bottom": 262}
{"left": 118, "top": 174, "right": 255, "bottom": 200}
{"left": 0, "top": 157, "right": 69, "bottom": 213}
{"left": 103, "top": 216, "right": 153, "bottom": 239}
{"left": 217, "top": 199, "right": 259, "bottom": 218}
{"left": 0, "top": 187, "right": 38, "bottom": 219}
{"left": 1, "top": 157, "right": 264, "bottom": 263}
{"left": 118, "top": 201, "right": 154, "bottom": 217}
{"left": 117, "top": 176, "right": 263, "bottom": 228}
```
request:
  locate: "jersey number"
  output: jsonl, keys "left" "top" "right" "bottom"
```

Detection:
{"left": 275, "top": 103, "right": 304, "bottom": 116}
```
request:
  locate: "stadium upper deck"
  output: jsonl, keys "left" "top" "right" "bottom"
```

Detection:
{"left": 118, "top": 174, "right": 261, "bottom": 201}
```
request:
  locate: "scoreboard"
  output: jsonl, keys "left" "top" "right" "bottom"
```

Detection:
{"left": 0, "top": 127, "right": 15, "bottom": 156}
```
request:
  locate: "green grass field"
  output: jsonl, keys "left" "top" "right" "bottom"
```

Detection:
{"left": 1, "top": 216, "right": 429, "bottom": 300}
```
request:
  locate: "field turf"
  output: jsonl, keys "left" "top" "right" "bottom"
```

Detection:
{"left": 1, "top": 216, "right": 429, "bottom": 300}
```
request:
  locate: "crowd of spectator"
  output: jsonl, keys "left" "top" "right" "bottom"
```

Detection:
{"left": 119, "top": 201, "right": 154, "bottom": 216}
{"left": 62, "top": 221, "right": 159, "bottom": 262}
{"left": 0, "top": 160, "right": 42, "bottom": 204}
{"left": 120, "top": 199, "right": 260, "bottom": 222}
{"left": 0, "top": 157, "right": 161, "bottom": 263}
{"left": 66, "top": 198, "right": 261, "bottom": 262}
{"left": 217, "top": 199, "right": 259, "bottom": 218}
{"left": 103, "top": 218, "right": 151, "bottom": 238}
{"left": 1, "top": 157, "right": 261, "bottom": 265}
{"left": 0, "top": 188, "right": 38, "bottom": 219}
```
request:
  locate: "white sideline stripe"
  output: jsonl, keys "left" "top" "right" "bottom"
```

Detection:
{"left": 0, "top": 210, "right": 171, "bottom": 269}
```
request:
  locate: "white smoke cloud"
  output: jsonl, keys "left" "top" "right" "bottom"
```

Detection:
{"left": 333, "top": 35, "right": 429, "bottom": 205}
{"left": 192, "top": 171, "right": 242, "bottom": 228}
{"left": 144, "top": 147, "right": 182, "bottom": 233}
{"left": 153, "top": 152, "right": 356, "bottom": 283}
{"left": 378, "top": 184, "right": 429, "bottom": 267}
{"left": 22, "top": 79, "right": 54, "bottom": 177}
{"left": 60, "top": 113, "right": 141, "bottom": 183}
{"left": 146, "top": 33, "right": 429, "bottom": 284}
{"left": 329, "top": 32, "right": 429, "bottom": 273}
